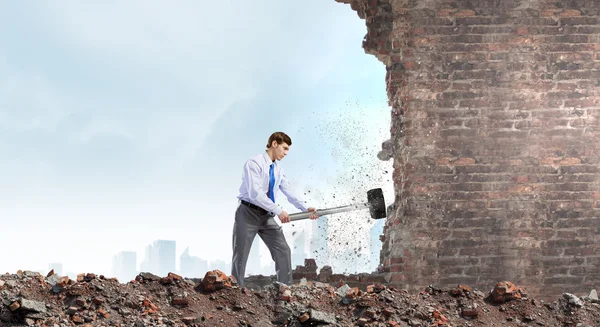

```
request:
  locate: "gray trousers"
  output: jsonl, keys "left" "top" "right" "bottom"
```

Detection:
{"left": 231, "top": 203, "right": 292, "bottom": 286}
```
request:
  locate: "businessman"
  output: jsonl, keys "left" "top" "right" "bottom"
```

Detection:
{"left": 232, "top": 131, "right": 319, "bottom": 286}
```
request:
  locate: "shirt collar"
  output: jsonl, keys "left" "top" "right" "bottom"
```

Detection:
{"left": 263, "top": 151, "right": 276, "bottom": 167}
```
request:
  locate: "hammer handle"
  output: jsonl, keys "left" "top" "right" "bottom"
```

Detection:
{"left": 288, "top": 202, "right": 369, "bottom": 221}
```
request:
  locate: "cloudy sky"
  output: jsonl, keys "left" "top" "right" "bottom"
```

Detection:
{"left": 0, "top": 1, "right": 393, "bottom": 277}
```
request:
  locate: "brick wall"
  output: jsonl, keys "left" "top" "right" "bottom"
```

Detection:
{"left": 336, "top": 0, "right": 600, "bottom": 299}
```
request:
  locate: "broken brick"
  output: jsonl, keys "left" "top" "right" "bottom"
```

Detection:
{"left": 9, "top": 301, "right": 20, "bottom": 311}
{"left": 57, "top": 276, "right": 70, "bottom": 287}
{"left": 491, "top": 281, "right": 526, "bottom": 303}
{"left": 298, "top": 312, "right": 310, "bottom": 323}
{"left": 199, "top": 270, "right": 233, "bottom": 292}
{"left": 172, "top": 297, "right": 189, "bottom": 306}
{"left": 92, "top": 297, "right": 105, "bottom": 305}
{"left": 281, "top": 289, "right": 292, "bottom": 302}
{"left": 97, "top": 308, "right": 110, "bottom": 319}
{"left": 168, "top": 272, "right": 183, "bottom": 281}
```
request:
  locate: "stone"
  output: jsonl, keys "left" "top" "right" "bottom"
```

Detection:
{"left": 46, "top": 274, "right": 60, "bottom": 286}
{"left": 564, "top": 293, "right": 584, "bottom": 307}
{"left": 336, "top": 284, "right": 351, "bottom": 297}
{"left": 308, "top": 309, "right": 336, "bottom": 324}
{"left": 200, "top": 270, "right": 232, "bottom": 292}
{"left": 589, "top": 289, "right": 598, "bottom": 301}
{"left": 20, "top": 299, "right": 47, "bottom": 313}
{"left": 137, "top": 272, "right": 161, "bottom": 282}
{"left": 23, "top": 271, "right": 39, "bottom": 278}
{"left": 0, "top": 280, "right": 4, "bottom": 288}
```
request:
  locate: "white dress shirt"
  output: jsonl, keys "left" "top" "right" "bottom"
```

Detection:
{"left": 237, "top": 152, "right": 308, "bottom": 215}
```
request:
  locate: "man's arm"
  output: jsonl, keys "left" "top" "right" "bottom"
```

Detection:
{"left": 279, "top": 170, "right": 309, "bottom": 212}
{"left": 244, "top": 160, "right": 283, "bottom": 215}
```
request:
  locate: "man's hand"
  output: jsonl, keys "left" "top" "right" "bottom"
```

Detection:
{"left": 278, "top": 210, "right": 290, "bottom": 224}
{"left": 307, "top": 207, "right": 319, "bottom": 220}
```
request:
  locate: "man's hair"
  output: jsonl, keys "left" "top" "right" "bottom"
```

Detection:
{"left": 266, "top": 132, "right": 292, "bottom": 148}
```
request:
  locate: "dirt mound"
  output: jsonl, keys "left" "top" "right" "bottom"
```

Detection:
{"left": 1, "top": 270, "right": 600, "bottom": 326}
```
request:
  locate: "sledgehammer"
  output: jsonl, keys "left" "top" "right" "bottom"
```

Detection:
{"left": 288, "top": 188, "right": 387, "bottom": 221}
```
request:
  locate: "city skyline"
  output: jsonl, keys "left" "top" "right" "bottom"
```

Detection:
{"left": 16, "top": 222, "right": 387, "bottom": 282}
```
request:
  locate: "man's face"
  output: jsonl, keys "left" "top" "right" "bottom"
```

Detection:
{"left": 273, "top": 141, "right": 290, "bottom": 161}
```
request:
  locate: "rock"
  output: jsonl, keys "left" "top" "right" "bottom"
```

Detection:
{"left": 199, "top": 270, "right": 233, "bottom": 292}
{"left": 137, "top": 272, "right": 161, "bottom": 282}
{"left": 20, "top": 299, "right": 47, "bottom": 313}
{"left": 46, "top": 274, "right": 60, "bottom": 286}
{"left": 490, "top": 281, "right": 525, "bottom": 303}
{"left": 589, "top": 289, "right": 598, "bottom": 301}
{"left": 0, "top": 280, "right": 4, "bottom": 288}
{"left": 24, "top": 318, "right": 35, "bottom": 326}
{"left": 336, "top": 284, "right": 351, "bottom": 297}
{"left": 5, "top": 281, "right": 16, "bottom": 288}
{"left": 52, "top": 285, "right": 66, "bottom": 294}
{"left": 308, "top": 309, "right": 336, "bottom": 324}
{"left": 377, "top": 139, "right": 394, "bottom": 161}
{"left": 23, "top": 271, "right": 39, "bottom": 278}
{"left": 564, "top": 293, "right": 584, "bottom": 307}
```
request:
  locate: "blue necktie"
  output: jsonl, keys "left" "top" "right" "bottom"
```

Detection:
{"left": 268, "top": 163, "right": 275, "bottom": 202}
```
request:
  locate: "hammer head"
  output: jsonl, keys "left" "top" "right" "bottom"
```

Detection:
{"left": 367, "top": 188, "right": 387, "bottom": 219}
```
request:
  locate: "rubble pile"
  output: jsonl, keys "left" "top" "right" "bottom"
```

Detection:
{"left": 2, "top": 269, "right": 600, "bottom": 327}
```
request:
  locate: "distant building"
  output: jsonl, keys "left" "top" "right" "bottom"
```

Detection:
{"left": 48, "top": 263, "right": 63, "bottom": 276}
{"left": 291, "top": 230, "right": 307, "bottom": 268}
{"left": 111, "top": 251, "right": 137, "bottom": 282}
{"left": 140, "top": 240, "right": 176, "bottom": 277}
{"left": 311, "top": 216, "right": 330, "bottom": 268}
{"left": 180, "top": 247, "right": 208, "bottom": 278}
{"left": 245, "top": 238, "right": 263, "bottom": 276}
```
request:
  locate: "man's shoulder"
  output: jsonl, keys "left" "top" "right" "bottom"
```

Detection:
{"left": 244, "top": 153, "right": 267, "bottom": 167}
{"left": 246, "top": 153, "right": 265, "bottom": 162}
